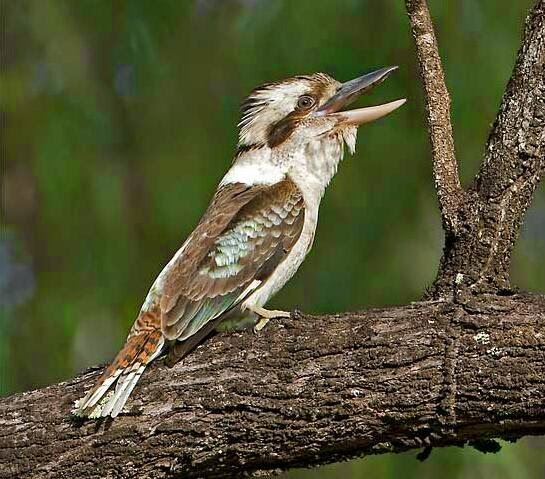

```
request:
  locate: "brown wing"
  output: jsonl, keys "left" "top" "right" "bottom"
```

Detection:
{"left": 159, "top": 178, "right": 305, "bottom": 340}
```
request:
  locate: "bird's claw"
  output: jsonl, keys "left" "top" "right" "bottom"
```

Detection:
{"left": 250, "top": 307, "right": 291, "bottom": 334}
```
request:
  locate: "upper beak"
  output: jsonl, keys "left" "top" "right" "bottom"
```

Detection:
{"left": 315, "top": 66, "right": 406, "bottom": 125}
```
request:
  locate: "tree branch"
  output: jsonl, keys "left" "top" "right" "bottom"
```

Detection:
{"left": 468, "top": 0, "right": 545, "bottom": 291}
{"left": 429, "top": 0, "right": 545, "bottom": 297}
{"left": 478, "top": 0, "right": 545, "bottom": 199}
{"left": 405, "top": 0, "right": 464, "bottom": 235}
{"left": 1, "top": 295, "right": 544, "bottom": 479}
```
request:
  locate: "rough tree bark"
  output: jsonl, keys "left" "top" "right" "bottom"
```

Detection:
{"left": 421, "top": 0, "right": 545, "bottom": 296}
{"left": 1, "top": 295, "right": 544, "bottom": 479}
{"left": 1, "top": 1, "right": 544, "bottom": 478}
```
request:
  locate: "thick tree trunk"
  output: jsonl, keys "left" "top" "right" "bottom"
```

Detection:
{"left": 1, "top": 1, "right": 544, "bottom": 478}
{"left": 1, "top": 294, "right": 544, "bottom": 479}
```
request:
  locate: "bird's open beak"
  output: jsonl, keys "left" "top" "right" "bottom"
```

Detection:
{"left": 315, "top": 66, "right": 406, "bottom": 125}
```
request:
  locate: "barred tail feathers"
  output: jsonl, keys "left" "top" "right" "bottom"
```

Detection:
{"left": 75, "top": 328, "right": 164, "bottom": 418}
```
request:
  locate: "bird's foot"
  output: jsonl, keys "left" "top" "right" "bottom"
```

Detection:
{"left": 250, "top": 306, "right": 291, "bottom": 333}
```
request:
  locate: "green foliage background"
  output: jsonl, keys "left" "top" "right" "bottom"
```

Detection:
{"left": 1, "top": 1, "right": 544, "bottom": 477}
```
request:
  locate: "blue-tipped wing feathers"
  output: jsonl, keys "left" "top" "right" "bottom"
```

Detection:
{"left": 160, "top": 179, "right": 305, "bottom": 341}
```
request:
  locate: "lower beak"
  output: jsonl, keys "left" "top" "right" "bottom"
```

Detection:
{"left": 315, "top": 66, "right": 406, "bottom": 125}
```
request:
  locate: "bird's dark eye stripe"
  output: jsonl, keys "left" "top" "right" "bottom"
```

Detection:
{"left": 297, "top": 95, "right": 315, "bottom": 110}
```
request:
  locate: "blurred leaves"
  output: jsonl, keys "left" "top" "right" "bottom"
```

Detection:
{"left": 1, "top": 0, "right": 543, "bottom": 477}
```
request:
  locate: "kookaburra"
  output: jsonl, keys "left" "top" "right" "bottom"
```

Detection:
{"left": 75, "top": 67, "right": 405, "bottom": 418}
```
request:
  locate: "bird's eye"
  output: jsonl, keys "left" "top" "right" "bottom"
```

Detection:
{"left": 297, "top": 95, "right": 315, "bottom": 110}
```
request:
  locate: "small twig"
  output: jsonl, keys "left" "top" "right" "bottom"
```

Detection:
{"left": 405, "top": 0, "right": 464, "bottom": 235}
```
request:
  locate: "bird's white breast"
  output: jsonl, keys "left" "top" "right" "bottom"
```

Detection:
{"left": 241, "top": 195, "right": 318, "bottom": 310}
{"left": 242, "top": 133, "right": 346, "bottom": 310}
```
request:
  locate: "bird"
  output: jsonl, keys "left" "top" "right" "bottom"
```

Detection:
{"left": 74, "top": 67, "right": 405, "bottom": 418}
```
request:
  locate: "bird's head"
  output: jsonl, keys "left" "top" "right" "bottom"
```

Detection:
{"left": 238, "top": 67, "right": 405, "bottom": 155}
